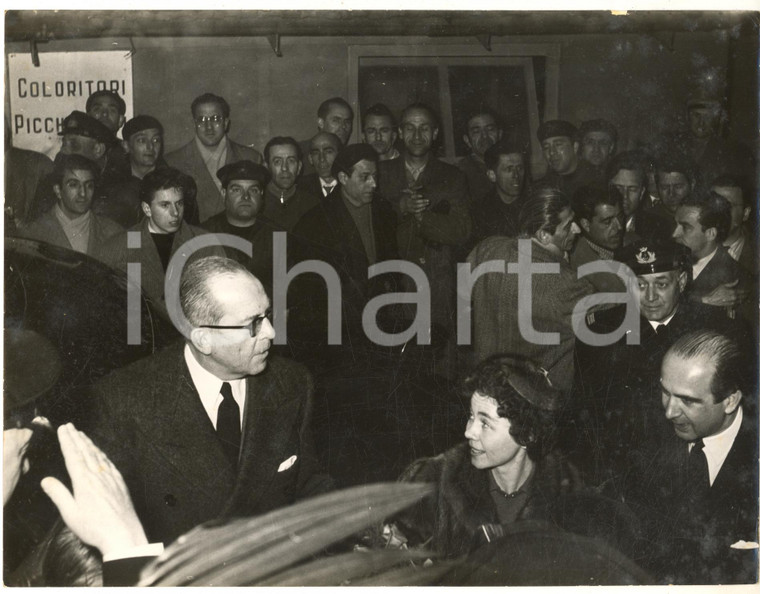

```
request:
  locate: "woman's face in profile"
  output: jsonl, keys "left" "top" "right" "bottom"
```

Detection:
{"left": 465, "top": 391, "right": 523, "bottom": 471}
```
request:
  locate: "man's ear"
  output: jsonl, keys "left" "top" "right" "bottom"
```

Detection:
{"left": 190, "top": 328, "right": 213, "bottom": 356}
{"left": 463, "top": 135, "right": 472, "bottom": 150}
{"left": 224, "top": 118, "right": 230, "bottom": 134}
{"left": 742, "top": 206, "right": 751, "bottom": 224}
{"left": 317, "top": 117, "right": 325, "bottom": 132}
{"left": 486, "top": 170, "right": 496, "bottom": 183}
{"left": 53, "top": 184, "right": 62, "bottom": 201}
{"left": 337, "top": 171, "right": 348, "bottom": 185}
{"left": 432, "top": 127, "right": 439, "bottom": 141}
{"left": 579, "top": 217, "right": 591, "bottom": 235}
{"left": 390, "top": 130, "right": 398, "bottom": 144}
{"left": 308, "top": 151, "right": 316, "bottom": 166}
{"left": 705, "top": 226, "right": 718, "bottom": 243}
{"left": 722, "top": 389, "right": 742, "bottom": 415}
{"left": 141, "top": 201, "right": 152, "bottom": 218}
{"left": 572, "top": 141, "right": 580, "bottom": 155}
{"left": 92, "top": 141, "right": 107, "bottom": 160}
{"left": 296, "top": 160, "right": 303, "bottom": 177}
{"left": 121, "top": 140, "right": 131, "bottom": 155}
{"left": 118, "top": 115, "right": 126, "bottom": 130}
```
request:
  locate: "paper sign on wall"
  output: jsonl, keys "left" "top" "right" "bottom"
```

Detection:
{"left": 8, "top": 51, "right": 133, "bottom": 160}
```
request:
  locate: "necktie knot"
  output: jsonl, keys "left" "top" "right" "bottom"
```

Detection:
{"left": 220, "top": 381, "right": 234, "bottom": 401}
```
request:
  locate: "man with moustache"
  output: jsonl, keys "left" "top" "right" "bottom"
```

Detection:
{"left": 261, "top": 137, "right": 319, "bottom": 232}
{"left": 98, "top": 167, "right": 221, "bottom": 312}
{"left": 165, "top": 93, "right": 263, "bottom": 222}
{"left": 457, "top": 107, "right": 503, "bottom": 206}
{"left": 91, "top": 256, "right": 333, "bottom": 546}
{"left": 202, "top": 160, "right": 280, "bottom": 292}
{"left": 299, "top": 132, "right": 342, "bottom": 200}
{"left": 362, "top": 103, "right": 400, "bottom": 161}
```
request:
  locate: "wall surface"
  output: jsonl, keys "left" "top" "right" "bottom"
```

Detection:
{"left": 5, "top": 22, "right": 755, "bottom": 159}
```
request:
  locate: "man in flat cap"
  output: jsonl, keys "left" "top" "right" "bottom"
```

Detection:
{"left": 165, "top": 93, "right": 263, "bottom": 223}
{"left": 96, "top": 115, "right": 188, "bottom": 229}
{"left": 299, "top": 132, "right": 342, "bottom": 201}
{"left": 537, "top": 119, "right": 604, "bottom": 199}
{"left": 202, "top": 160, "right": 280, "bottom": 292}
{"left": 579, "top": 119, "right": 617, "bottom": 172}
{"left": 26, "top": 111, "right": 115, "bottom": 222}
{"left": 19, "top": 154, "right": 123, "bottom": 257}
{"left": 570, "top": 238, "right": 752, "bottom": 496}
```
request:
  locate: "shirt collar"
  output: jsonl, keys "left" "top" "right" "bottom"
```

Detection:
{"left": 647, "top": 305, "right": 678, "bottom": 331}
{"left": 692, "top": 246, "right": 718, "bottom": 279}
{"left": 699, "top": 406, "right": 743, "bottom": 486}
{"left": 184, "top": 344, "right": 246, "bottom": 430}
{"left": 195, "top": 135, "right": 228, "bottom": 160}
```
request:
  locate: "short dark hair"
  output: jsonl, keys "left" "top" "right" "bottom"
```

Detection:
{"left": 180, "top": 256, "right": 251, "bottom": 327}
{"left": 579, "top": 118, "right": 618, "bottom": 145}
{"left": 655, "top": 153, "right": 696, "bottom": 184}
{"left": 139, "top": 167, "right": 188, "bottom": 205}
{"left": 362, "top": 103, "right": 396, "bottom": 129}
{"left": 317, "top": 97, "right": 354, "bottom": 120}
{"left": 464, "top": 105, "right": 501, "bottom": 135}
{"left": 518, "top": 185, "right": 571, "bottom": 238}
{"left": 484, "top": 139, "right": 526, "bottom": 171}
{"left": 668, "top": 330, "right": 744, "bottom": 403}
{"left": 572, "top": 185, "right": 623, "bottom": 223}
{"left": 605, "top": 150, "right": 648, "bottom": 186}
{"left": 680, "top": 190, "right": 732, "bottom": 244}
{"left": 264, "top": 136, "right": 302, "bottom": 163}
{"left": 462, "top": 355, "right": 559, "bottom": 459}
{"left": 400, "top": 102, "right": 440, "bottom": 128}
{"left": 85, "top": 90, "right": 126, "bottom": 116}
{"left": 52, "top": 154, "right": 100, "bottom": 186}
{"left": 710, "top": 174, "right": 750, "bottom": 208}
{"left": 191, "top": 93, "right": 230, "bottom": 119}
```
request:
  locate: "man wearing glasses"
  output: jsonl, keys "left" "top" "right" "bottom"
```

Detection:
{"left": 166, "top": 93, "right": 263, "bottom": 223}
{"left": 91, "top": 256, "right": 334, "bottom": 547}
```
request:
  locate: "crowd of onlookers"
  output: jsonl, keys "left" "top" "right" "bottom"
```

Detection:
{"left": 4, "top": 82, "right": 758, "bottom": 586}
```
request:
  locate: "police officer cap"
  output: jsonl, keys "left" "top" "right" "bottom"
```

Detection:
{"left": 217, "top": 160, "right": 270, "bottom": 189}
{"left": 58, "top": 110, "right": 115, "bottom": 145}
{"left": 4, "top": 328, "right": 62, "bottom": 415}
{"left": 331, "top": 143, "right": 378, "bottom": 178}
{"left": 537, "top": 119, "right": 578, "bottom": 143}
{"left": 617, "top": 239, "right": 690, "bottom": 276}
{"left": 122, "top": 115, "right": 163, "bottom": 142}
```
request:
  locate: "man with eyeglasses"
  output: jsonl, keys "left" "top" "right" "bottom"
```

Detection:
{"left": 165, "top": 93, "right": 263, "bottom": 223}
{"left": 90, "top": 255, "right": 333, "bottom": 547}
{"left": 203, "top": 160, "right": 282, "bottom": 293}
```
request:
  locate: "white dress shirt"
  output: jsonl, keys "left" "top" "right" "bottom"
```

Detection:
{"left": 184, "top": 344, "right": 246, "bottom": 430}
{"left": 690, "top": 406, "right": 743, "bottom": 486}
{"left": 691, "top": 247, "right": 717, "bottom": 280}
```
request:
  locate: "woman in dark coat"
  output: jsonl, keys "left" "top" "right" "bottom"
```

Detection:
{"left": 393, "top": 355, "right": 589, "bottom": 558}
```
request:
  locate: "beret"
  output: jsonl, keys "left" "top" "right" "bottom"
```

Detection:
{"left": 331, "top": 143, "right": 377, "bottom": 178}
{"left": 579, "top": 119, "right": 618, "bottom": 143}
{"left": 537, "top": 119, "right": 578, "bottom": 143}
{"left": 58, "top": 110, "right": 115, "bottom": 145}
{"left": 4, "top": 328, "right": 62, "bottom": 414}
{"left": 217, "top": 160, "right": 270, "bottom": 188}
{"left": 616, "top": 239, "right": 690, "bottom": 276}
{"left": 122, "top": 115, "right": 163, "bottom": 141}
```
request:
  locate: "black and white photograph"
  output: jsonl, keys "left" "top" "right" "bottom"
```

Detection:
{"left": 3, "top": 8, "right": 759, "bottom": 587}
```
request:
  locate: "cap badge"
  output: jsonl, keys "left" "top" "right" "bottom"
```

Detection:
{"left": 635, "top": 247, "right": 656, "bottom": 264}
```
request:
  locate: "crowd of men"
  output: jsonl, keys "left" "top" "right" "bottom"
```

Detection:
{"left": 4, "top": 85, "right": 758, "bottom": 585}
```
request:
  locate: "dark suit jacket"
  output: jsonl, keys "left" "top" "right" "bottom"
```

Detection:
{"left": 688, "top": 245, "right": 744, "bottom": 303}
{"left": 165, "top": 138, "right": 263, "bottom": 222}
{"left": 377, "top": 156, "right": 471, "bottom": 327}
{"left": 92, "top": 346, "right": 333, "bottom": 546}
{"left": 290, "top": 192, "right": 399, "bottom": 344}
{"left": 19, "top": 208, "right": 123, "bottom": 257}
{"left": 299, "top": 173, "right": 337, "bottom": 201}
{"left": 631, "top": 417, "right": 759, "bottom": 584}
{"left": 97, "top": 217, "right": 224, "bottom": 312}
